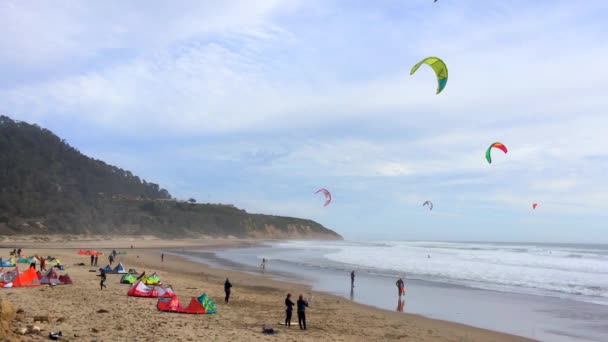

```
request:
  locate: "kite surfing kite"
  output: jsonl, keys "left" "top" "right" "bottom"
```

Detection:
{"left": 315, "top": 188, "right": 332, "bottom": 207}
{"left": 423, "top": 201, "right": 433, "bottom": 211}
{"left": 485, "top": 142, "right": 508, "bottom": 164}
{"left": 532, "top": 203, "right": 538, "bottom": 209}
{"left": 410, "top": 57, "right": 448, "bottom": 94}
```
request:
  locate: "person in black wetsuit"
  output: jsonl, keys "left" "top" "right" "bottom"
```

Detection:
{"left": 297, "top": 294, "right": 309, "bottom": 330}
{"left": 284, "top": 293, "right": 295, "bottom": 327}
{"left": 90, "top": 254, "right": 94, "bottom": 266}
{"left": 224, "top": 278, "right": 232, "bottom": 303}
{"left": 351, "top": 270, "right": 355, "bottom": 287}
{"left": 396, "top": 277, "right": 405, "bottom": 297}
{"left": 97, "top": 269, "right": 107, "bottom": 290}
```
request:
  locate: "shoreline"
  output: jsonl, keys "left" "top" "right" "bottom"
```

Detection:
{"left": 190, "top": 243, "right": 608, "bottom": 342}
{"left": 0, "top": 238, "right": 536, "bottom": 341}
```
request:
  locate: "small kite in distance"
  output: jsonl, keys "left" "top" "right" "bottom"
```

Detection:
{"left": 485, "top": 142, "right": 508, "bottom": 164}
{"left": 423, "top": 200, "right": 433, "bottom": 210}
{"left": 315, "top": 188, "right": 332, "bottom": 207}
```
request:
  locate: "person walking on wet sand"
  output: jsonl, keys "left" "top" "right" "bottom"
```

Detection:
{"left": 297, "top": 294, "right": 309, "bottom": 330}
{"left": 97, "top": 269, "right": 107, "bottom": 290}
{"left": 224, "top": 278, "right": 232, "bottom": 303}
{"left": 396, "top": 277, "right": 405, "bottom": 297}
{"left": 161, "top": 253, "right": 164, "bottom": 262}
{"left": 351, "top": 270, "right": 355, "bottom": 288}
{"left": 284, "top": 293, "right": 295, "bottom": 327}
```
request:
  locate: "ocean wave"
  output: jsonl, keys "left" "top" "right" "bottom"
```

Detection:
{"left": 277, "top": 240, "right": 608, "bottom": 305}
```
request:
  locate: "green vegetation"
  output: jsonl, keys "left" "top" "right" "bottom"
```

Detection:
{"left": 0, "top": 116, "right": 341, "bottom": 239}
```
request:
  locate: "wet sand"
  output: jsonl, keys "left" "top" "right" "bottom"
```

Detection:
{"left": 187, "top": 244, "right": 608, "bottom": 342}
{"left": 0, "top": 238, "right": 536, "bottom": 341}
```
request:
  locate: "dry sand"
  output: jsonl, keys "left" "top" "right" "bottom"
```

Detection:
{"left": 0, "top": 237, "right": 537, "bottom": 341}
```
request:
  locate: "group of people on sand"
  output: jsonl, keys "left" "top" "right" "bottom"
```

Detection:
{"left": 25, "top": 255, "right": 63, "bottom": 272}
{"left": 223, "top": 277, "right": 311, "bottom": 331}
{"left": 351, "top": 270, "right": 406, "bottom": 297}
{"left": 284, "top": 293, "right": 309, "bottom": 330}
{"left": 95, "top": 250, "right": 119, "bottom": 290}
{"left": 9, "top": 248, "right": 22, "bottom": 256}
{"left": 90, "top": 254, "right": 98, "bottom": 266}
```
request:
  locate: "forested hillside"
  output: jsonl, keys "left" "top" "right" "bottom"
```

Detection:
{"left": 0, "top": 116, "right": 341, "bottom": 239}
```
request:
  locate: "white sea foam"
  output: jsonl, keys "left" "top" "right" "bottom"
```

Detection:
{"left": 274, "top": 240, "right": 608, "bottom": 305}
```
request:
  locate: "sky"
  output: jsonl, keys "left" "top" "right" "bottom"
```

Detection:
{"left": 2, "top": 0, "right": 608, "bottom": 242}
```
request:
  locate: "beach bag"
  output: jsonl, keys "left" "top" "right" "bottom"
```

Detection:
{"left": 262, "top": 327, "right": 277, "bottom": 335}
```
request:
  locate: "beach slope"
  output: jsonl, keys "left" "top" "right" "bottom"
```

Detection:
{"left": 1, "top": 239, "right": 535, "bottom": 341}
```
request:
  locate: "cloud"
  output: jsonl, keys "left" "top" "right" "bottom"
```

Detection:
{"left": 0, "top": 1, "right": 293, "bottom": 70}
{"left": 3, "top": 1, "right": 607, "bottom": 138}
{"left": 2, "top": 0, "right": 608, "bottom": 240}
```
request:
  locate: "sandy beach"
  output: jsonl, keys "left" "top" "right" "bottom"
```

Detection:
{"left": 0, "top": 237, "right": 535, "bottom": 341}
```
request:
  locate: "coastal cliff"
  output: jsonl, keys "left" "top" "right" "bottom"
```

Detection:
{"left": 0, "top": 116, "right": 341, "bottom": 240}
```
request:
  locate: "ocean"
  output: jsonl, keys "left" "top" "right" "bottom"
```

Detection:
{"left": 270, "top": 240, "right": 608, "bottom": 306}
{"left": 175, "top": 240, "right": 608, "bottom": 341}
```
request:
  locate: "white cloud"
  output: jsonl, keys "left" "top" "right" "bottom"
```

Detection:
{"left": 0, "top": 0, "right": 294, "bottom": 69}
{"left": 2, "top": 0, "right": 608, "bottom": 239}
{"left": 3, "top": 0, "right": 607, "bottom": 138}
{"left": 375, "top": 162, "right": 414, "bottom": 177}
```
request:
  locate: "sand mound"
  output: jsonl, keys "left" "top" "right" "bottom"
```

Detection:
{"left": 0, "top": 298, "right": 17, "bottom": 341}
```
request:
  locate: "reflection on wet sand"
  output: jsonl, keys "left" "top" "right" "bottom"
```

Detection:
{"left": 397, "top": 298, "right": 405, "bottom": 312}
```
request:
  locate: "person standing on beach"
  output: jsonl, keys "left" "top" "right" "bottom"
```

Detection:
{"left": 396, "top": 277, "right": 405, "bottom": 297}
{"left": 351, "top": 270, "right": 355, "bottom": 288}
{"left": 90, "top": 254, "right": 94, "bottom": 266}
{"left": 97, "top": 269, "right": 107, "bottom": 290}
{"left": 109, "top": 254, "right": 114, "bottom": 265}
{"left": 17, "top": 248, "right": 21, "bottom": 256}
{"left": 94, "top": 255, "right": 98, "bottom": 266}
{"left": 224, "top": 278, "right": 232, "bottom": 303}
{"left": 161, "top": 253, "right": 164, "bottom": 262}
{"left": 40, "top": 257, "right": 46, "bottom": 272}
{"left": 284, "top": 293, "right": 295, "bottom": 327}
{"left": 297, "top": 294, "right": 309, "bottom": 330}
